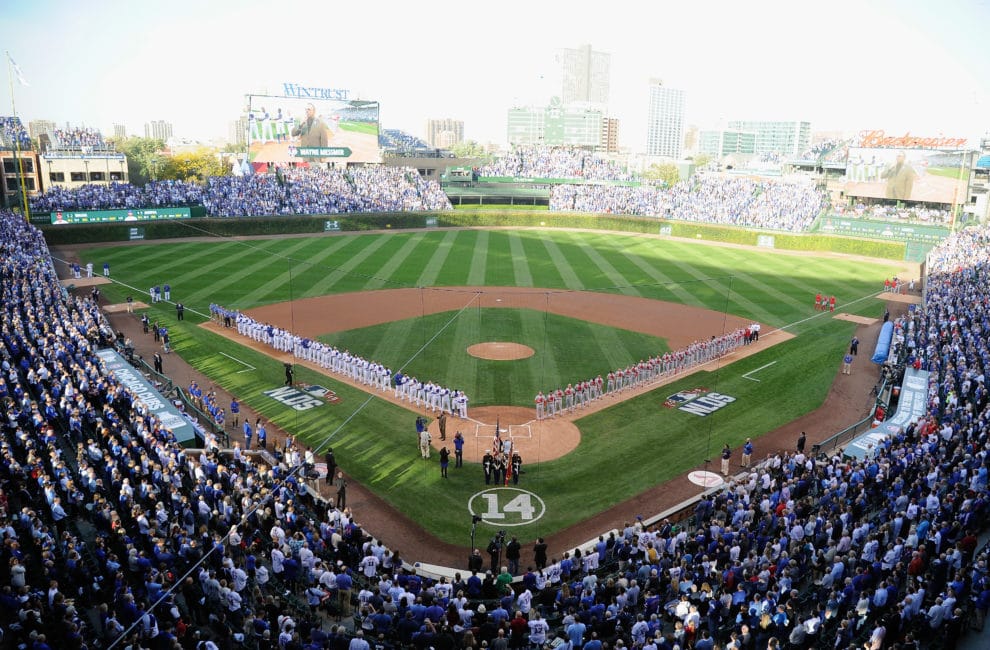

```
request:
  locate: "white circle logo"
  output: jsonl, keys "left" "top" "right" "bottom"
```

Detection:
{"left": 468, "top": 488, "right": 546, "bottom": 526}
{"left": 687, "top": 470, "right": 724, "bottom": 488}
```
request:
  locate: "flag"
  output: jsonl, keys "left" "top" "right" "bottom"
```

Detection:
{"left": 6, "top": 53, "right": 29, "bottom": 87}
{"left": 492, "top": 416, "right": 501, "bottom": 456}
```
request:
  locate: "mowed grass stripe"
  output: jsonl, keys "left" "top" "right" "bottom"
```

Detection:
{"left": 308, "top": 235, "right": 395, "bottom": 295}
{"left": 96, "top": 241, "right": 212, "bottom": 280}
{"left": 273, "top": 235, "right": 374, "bottom": 298}
{"left": 540, "top": 236, "right": 585, "bottom": 291}
{"left": 716, "top": 249, "right": 825, "bottom": 307}
{"left": 720, "top": 266, "right": 807, "bottom": 314}
{"left": 363, "top": 232, "right": 431, "bottom": 290}
{"left": 185, "top": 238, "right": 315, "bottom": 306}
{"left": 152, "top": 242, "right": 253, "bottom": 288}
{"left": 661, "top": 241, "right": 779, "bottom": 324}
{"left": 466, "top": 230, "right": 490, "bottom": 285}
{"left": 712, "top": 269, "right": 804, "bottom": 325}
{"left": 484, "top": 232, "right": 517, "bottom": 286}
{"left": 97, "top": 242, "right": 229, "bottom": 295}
{"left": 618, "top": 241, "right": 708, "bottom": 307}
{"left": 557, "top": 309, "right": 632, "bottom": 379}
{"left": 520, "top": 308, "right": 556, "bottom": 390}
{"left": 443, "top": 304, "right": 481, "bottom": 395}
{"left": 507, "top": 232, "right": 534, "bottom": 287}
{"left": 579, "top": 235, "right": 668, "bottom": 297}
{"left": 564, "top": 232, "right": 641, "bottom": 296}
{"left": 338, "top": 233, "right": 434, "bottom": 292}
{"left": 518, "top": 232, "right": 566, "bottom": 288}
{"left": 416, "top": 230, "right": 459, "bottom": 287}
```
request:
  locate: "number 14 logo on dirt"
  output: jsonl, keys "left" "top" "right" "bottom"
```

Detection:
{"left": 468, "top": 488, "right": 547, "bottom": 527}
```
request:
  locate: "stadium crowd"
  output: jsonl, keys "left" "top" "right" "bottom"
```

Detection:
{"left": 2, "top": 201, "right": 990, "bottom": 650}
{"left": 0, "top": 208, "right": 417, "bottom": 649}
{"left": 0, "top": 116, "right": 32, "bottom": 149}
{"left": 205, "top": 167, "right": 451, "bottom": 216}
{"left": 833, "top": 204, "right": 954, "bottom": 225}
{"left": 551, "top": 176, "right": 826, "bottom": 232}
{"left": 379, "top": 130, "right": 431, "bottom": 153}
{"left": 797, "top": 139, "right": 849, "bottom": 165}
{"left": 479, "top": 146, "right": 635, "bottom": 181}
{"left": 51, "top": 127, "right": 109, "bottom": 151}
{"left": 29, "top": 180, "right": 206, "bottom": 213}
{"left": 28, "top": 167, "right": 451, "bottom": 217}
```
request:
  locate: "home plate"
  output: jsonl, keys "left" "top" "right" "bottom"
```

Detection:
{"left": 688, "top": 471, "right": 724, "bottom": 488}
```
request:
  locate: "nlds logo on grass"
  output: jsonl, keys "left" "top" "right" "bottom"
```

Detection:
{"left": 664, "top": 387, "right": 736, "bottom": 417}
{"left": 263, "top": 386, "right": 324, "bottom": 411}
{"left": 303, "top": 384, "right": 341, "bottom": 404}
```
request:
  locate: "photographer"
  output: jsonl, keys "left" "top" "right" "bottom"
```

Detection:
{"left": 487, "top": 531, "right": 506, "bottom": 573}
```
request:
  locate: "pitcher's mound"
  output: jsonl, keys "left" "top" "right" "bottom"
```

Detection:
{"left": 467, "top": 342, "right": 534, "bottom": 360}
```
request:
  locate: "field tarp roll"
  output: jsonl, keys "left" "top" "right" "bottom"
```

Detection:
{"left": 871, "top": 321, "right": 894, "bottom": 364}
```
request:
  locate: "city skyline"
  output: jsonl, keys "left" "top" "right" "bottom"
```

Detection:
{"left": 1, "top": 0, "right": 988, "bottom": 151}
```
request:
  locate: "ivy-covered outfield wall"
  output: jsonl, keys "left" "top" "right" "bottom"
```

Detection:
{"left": 39, "top": 209, "right": 909, "bottom": 261}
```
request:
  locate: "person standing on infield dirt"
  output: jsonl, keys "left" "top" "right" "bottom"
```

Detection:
{"left": 741, "top": 438, "right": 753, "bottom": 468}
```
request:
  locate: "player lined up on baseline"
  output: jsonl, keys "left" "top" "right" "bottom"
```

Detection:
{"left": 209, "top": 303, "right": 469, "bottom": 418}
{"left": 535, "top": 327, "right": 748, "bottom": 419}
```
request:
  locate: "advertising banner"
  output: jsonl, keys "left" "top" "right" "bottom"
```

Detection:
{"left": 51, "top": 207, "right": 191, "bottom": 225}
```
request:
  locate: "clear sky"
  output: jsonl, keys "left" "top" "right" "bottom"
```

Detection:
{"left": 1, "top": 0, "right": 988, "bottom": 150}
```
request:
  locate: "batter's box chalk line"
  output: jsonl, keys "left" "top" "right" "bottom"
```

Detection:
{"left": 473, "top": 423, "right": 532, "bottom": 439}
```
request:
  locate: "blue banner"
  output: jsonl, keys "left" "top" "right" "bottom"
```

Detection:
{"left": 95, "top": 348, "right": 199, "bottom": 446}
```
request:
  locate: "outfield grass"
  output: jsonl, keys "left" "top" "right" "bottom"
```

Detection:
{"left": 453, "top": 204, "right": 549, "bottom": 211}
{"left": 925, "top": 166, "right": 969, "bottom": 180}
{"left": 80, "top": 229, "right": 898, "bottom": 543}
{"left": 339, "top": 121, "right": 379, "bottom": 136}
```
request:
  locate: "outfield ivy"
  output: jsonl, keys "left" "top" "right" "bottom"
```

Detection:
{"left": 41, "top": 210, "right": 906, "bottom": 260}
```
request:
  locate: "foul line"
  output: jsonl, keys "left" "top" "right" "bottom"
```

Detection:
{"left": 742, "top": 360, "right": 777, "bottom": 382}
{"left": 219, "top": 351, "right": 255, "bottom": 373}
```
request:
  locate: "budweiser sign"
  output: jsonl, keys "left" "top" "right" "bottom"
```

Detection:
{"left": 858, "top": 129, "right": 967, "bottom": 149}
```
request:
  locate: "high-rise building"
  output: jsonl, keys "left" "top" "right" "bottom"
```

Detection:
{"left": 228, "top": 117, "right": 249, "bottom": 147}
{"left": 726, "top": 120, "right": 811, "bottom": 157}
{"left": 598, "top": 117, "right": 619, "bottom": 154}
{"left": 645, "top": 79, "right": 685, "bottom": 159}
{"left": 425, "top": 119, "right": 464, "bottom": 149}
{"left": 28, "top": 120, "right": 56, "bottom": 141}
{"left": 559, "top": 44, "right": 610, "bottom": 107}
{"left": 698, "top": 129, "right": 757, "bottom": 157}
{"left": 144, "top": 120, "right": 173, "bottom": 141}
{"left": 113, "top": 123, "right": 127, "bottom": 140}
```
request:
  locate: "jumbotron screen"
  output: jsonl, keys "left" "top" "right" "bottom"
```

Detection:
{"left": 843, "top": 147, "right": 969, "bottom": 204}
{"left": 245, "top": 95, "right": 380, "bottom": 164}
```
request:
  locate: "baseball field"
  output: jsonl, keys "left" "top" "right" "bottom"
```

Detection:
{"left": 74, "top": 228, "right": 903, "bottom": 548}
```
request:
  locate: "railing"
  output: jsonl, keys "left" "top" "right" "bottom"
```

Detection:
{"left": 173, "top": 387, "right": 230, "bottom": 448}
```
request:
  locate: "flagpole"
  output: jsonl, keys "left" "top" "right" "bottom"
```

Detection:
{"left": 5, "top": 51, "right": 30, "bottom": 221}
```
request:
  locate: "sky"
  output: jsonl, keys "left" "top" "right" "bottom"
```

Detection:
{"left": 1, "top": 0, "right": 988, "bottom": 151}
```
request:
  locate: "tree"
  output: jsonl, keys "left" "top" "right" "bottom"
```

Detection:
{"left": 449, "top": 140, "right": 489, "bottom": 160}
{"left": 160, "top": 148, "right": 229, "bottom": 183}
{"left": 113, "top": 136, "right": 166, "bottom": 185}
{"left": 642, "top": 163, "right": 681, "bottom": 188}
{"left": 693, "top": 154, "right": 712, "bottom": 168}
